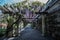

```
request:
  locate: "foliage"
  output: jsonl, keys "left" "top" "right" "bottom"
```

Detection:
{"left": 0, "top": 0, "right": 45, "bottom": 37}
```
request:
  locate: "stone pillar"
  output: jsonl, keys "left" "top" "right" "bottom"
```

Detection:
{"left": 42, "top": 15, "right": 45, "bottom": 36}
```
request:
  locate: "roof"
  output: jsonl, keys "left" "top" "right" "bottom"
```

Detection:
{"left": 40, "top": 0, "right": 58, "bottom": 13}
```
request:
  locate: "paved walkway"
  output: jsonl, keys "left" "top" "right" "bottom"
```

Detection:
{"left": 13, "top": 24, "right": 54, "bottom": 40}
{"left": 0, "top": 24, "right": 54, "bottom": 40}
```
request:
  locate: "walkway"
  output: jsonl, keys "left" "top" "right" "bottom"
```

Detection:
{"left": 0, "top": 24, "right": 54, "bottom": 40}
{"left": 13, "top": 24, "right": 54, "bottom": 40}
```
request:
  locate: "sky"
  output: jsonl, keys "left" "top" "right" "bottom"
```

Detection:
{"left": 0, "top": 0, "right": 48, "bottom": 6}
{"left": 30, "top": 0, "right": 48, "bottom": 3}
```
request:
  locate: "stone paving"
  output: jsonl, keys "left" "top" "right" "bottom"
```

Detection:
{"left": 0, "top": 24, "right": 54, "bottom": 40}
{"left": 13, "top": 24, "right": 54, "bottom": 40}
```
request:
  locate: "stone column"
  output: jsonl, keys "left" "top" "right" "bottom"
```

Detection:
{"left": 42, "top": 14, "right": 45, "bottom": 36}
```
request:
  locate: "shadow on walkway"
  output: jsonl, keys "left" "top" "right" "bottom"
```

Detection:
{"left": 13, "top": 24, "right": 54, "bottom": 40}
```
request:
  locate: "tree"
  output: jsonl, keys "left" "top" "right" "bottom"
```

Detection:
{"left": 0, "top": 0, "right": 45, "bottom": 37}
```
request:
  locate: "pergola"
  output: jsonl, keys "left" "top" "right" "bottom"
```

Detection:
{"left": 0, "top": 3, "right": 41, "bottom": 37}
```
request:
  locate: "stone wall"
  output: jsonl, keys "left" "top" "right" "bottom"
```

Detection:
{"left": 40, "top": 0, "right": 60, "bottom": 39}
